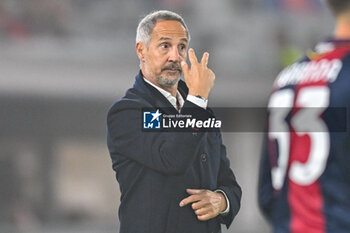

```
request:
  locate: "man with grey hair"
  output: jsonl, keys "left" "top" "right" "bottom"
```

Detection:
{"left": 107, "top": 10, "right": 241, "bottom": 233}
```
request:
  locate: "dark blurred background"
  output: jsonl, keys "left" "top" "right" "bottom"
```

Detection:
{"left": 0, "top": 0, "right": 333, "bottom": 232}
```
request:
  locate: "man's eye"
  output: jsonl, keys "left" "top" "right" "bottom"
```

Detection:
{"left": 160, "top": 43, "right": 169, "bottom": 49}
{"left": 179, "top": 44, "right": 186, "bottom": 51}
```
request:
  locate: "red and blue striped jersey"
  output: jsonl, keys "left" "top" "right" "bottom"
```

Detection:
{"left": 259, "top": 39, "right": 350, "bottom": 233}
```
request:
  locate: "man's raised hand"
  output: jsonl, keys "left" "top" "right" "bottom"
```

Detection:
{"left": 181, "top": 48, "right": 215, "bottom": 99}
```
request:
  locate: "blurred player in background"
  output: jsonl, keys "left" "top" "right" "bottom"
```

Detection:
{"left": 258, "top": 0, "right": 350, "bottom": 232}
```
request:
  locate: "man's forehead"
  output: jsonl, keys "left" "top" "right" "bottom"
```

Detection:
{"left": 151, "top": 20, "right": 188, "bottom": 40}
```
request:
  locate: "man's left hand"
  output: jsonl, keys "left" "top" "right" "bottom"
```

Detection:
{"left": 179, "top": 189, "right": 227, "bottom": 221}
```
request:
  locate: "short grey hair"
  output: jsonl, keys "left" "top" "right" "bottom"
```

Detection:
{"left": 136, "top": 10, "right": 190, "bottom": 46}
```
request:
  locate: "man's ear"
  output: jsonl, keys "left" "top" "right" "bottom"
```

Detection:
{"left": 136, "top": 42, "right": 146, "bottom": 62}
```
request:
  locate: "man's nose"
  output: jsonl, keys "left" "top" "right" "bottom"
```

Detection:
{"left": 168, "top": 47, "right": 180, "bottom": 62}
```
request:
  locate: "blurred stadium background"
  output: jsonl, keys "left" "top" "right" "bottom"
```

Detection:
{"left": 0, "top": 0, "right": 333, "bottom": 232}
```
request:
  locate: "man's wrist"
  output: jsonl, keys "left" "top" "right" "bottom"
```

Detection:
{"left": 194, "top": 95, "right": 207, "bottom": 101}
{"left": 188, "top": 91, "right": 209, "bottom": 99}
{"left": 187, "top": 95, "right": 208, "bottom": 109}
{"left": 215, "top": 189, "right": 230, "bottom": 215}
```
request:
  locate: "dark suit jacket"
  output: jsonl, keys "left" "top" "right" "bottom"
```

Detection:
{"left": 107, "top": 71, "right": 241, "bottom": 233}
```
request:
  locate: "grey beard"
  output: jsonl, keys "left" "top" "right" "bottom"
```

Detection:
{"left": 156, "top": 75, "right": 181, "bottom": 88}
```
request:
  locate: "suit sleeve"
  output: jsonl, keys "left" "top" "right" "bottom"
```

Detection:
{"left": 215, "top": 133, "right": 242, "bottom": 229}
{"left": 107, "top": 99, "right": 213, "bottom": 176}
{"left": 258, "top": 132, "right": 275, "bottom": 222}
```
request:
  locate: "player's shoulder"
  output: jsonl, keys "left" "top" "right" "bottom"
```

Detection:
{"left": 340, "top": 49, "right": 350, "bottom": 66}
{"left": 272, "top": 44, "right": 350, "bottom": 90}
{"left": 328, "top": 44, "right": 350, "bottom": 82}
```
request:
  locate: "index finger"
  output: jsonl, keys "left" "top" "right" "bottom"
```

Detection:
{"left": 188, "top": 48, "right": 198, "bottom": 65}
{"left": 179, "top": 194, "right": 201, "bottom": 207}
{"left": 201, "top": 52, "right": 209, "bottom": 67}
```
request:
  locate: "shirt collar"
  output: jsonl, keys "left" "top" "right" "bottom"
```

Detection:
{"left": 143, "top": 77, "right": 184, "bottom": 110}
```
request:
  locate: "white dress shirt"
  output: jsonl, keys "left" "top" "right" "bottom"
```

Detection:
{"left": 143, "top": 78, "right": 207, "bottom": 110}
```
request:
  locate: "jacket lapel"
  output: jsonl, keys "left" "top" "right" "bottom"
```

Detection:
{"left": 133, "top": 71, "right": 188, "bottom": 115}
